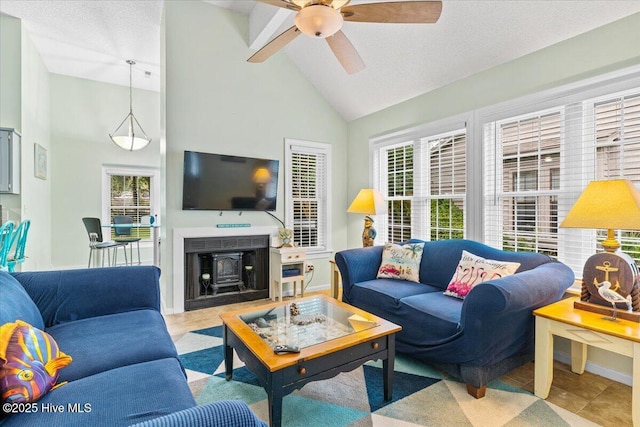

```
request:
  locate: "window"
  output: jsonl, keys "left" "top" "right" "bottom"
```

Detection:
{"left": 372, "top": 124, "right": 467, "bottom": 244}
{"left": 594, "top": 93, "right": 640, "bottom": 261}
{"left": 484, "top": 87, "right": 640, "bottom": 273}
{"left": 425, "top": 130, "right": 466, "bottom": 241}
{"left": 102, "top": 166, "right": 160, "bottom": 241}
{"left": 385, "top": 143, "right": 413, "bottom": 242}
{"left": 285, "top": 139, "right": 331, "bottom": 253}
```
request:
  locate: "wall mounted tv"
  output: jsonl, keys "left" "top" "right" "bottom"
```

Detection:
{"left": 182, "top": 150, "right": 279, "bottom": 211}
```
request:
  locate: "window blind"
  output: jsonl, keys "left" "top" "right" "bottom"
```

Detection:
{"left": 108, "top": 175, "right": 152, "bottom": 239}
{"left": 286, "top": 140, "right": 330, "bottom": 252}
{"left": 373, "top": 126, "right": 467, "bottom": 244}
{"left": 484, "top": 88, "right": 640, "bottom": 277}
{"left": 421, "top": 129, "right": 466, "bottom": 241}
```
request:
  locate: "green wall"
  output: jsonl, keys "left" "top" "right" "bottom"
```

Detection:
{"left": 50, "top": 73, "right": 160, "bottom": 268}
{"left": 162, "top": 1, "right": 348, "bottom": 310}
{"left": 20, "top": 24, "right": 51, "bottom": 270}
{"left": 0, "top": 15, "right": 22, "bottom": 224}
{"left": 346, "top": 12, "right": 640, "bottom": 384}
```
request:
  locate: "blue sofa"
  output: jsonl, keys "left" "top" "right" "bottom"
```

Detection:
{"left": 335, "top": 239, "right": 575, "bottom": 398}
{"left": 0, "top": 266, "right": 265, "bottom": 427}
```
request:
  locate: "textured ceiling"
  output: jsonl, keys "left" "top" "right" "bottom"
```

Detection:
{"left": 1, "top": 1, "right": 639, "bottom": 121}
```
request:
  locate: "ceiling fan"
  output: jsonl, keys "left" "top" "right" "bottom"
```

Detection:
{"left": 248, "top": 0, "right": 442, "bottom": 74}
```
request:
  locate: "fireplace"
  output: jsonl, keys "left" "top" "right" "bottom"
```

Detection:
{"left": 184, "top": 234, "right": 269, "bottom": 310}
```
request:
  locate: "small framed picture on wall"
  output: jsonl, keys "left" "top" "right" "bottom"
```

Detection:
{"left": 34, "top": 143, "right": 47, "bottom": 180}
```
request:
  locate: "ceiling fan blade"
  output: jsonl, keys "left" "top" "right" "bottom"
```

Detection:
{"left": 248, "top": 26, "right": 301, "bottom": 63}
{"left": 326, "top": 30, "right": 365, "bottom": 75}
{"left": 342, "top": 1, "right": 442, "bottom": 23}
{"left": 254, "top": 0, "right": 300, "bottom": 11}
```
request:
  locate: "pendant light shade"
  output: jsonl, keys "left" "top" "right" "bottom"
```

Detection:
{"left": 109, "top": 60, "right": 151, "bottom": 151}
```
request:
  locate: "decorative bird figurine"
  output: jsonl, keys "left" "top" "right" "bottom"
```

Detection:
{"left": 596, "top": 281, "right": 633, "bottom": 320}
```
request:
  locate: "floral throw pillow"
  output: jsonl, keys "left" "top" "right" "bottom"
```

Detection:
{"left": 444, "top": 250, "right": 521, "bottom": 299}
{"left": 377, "top": 242, "right": 425, "bottom": 283}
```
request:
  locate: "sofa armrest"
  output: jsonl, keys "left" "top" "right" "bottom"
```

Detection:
{"left": 129, "top": 401, "right": 267, "bottom": 427}
{"left": 335, "top": 246, "right": 384, "bottom": 303}
{"left": 455, "top": 261, "right": 574, "bottom": 363}
{"left": 462, "top": 261, "right": 574, "bottom": 319}
{"left": 11, "top": 266, "right": 161, "bottom": 327}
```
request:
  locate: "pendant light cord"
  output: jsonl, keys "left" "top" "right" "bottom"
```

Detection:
{"left": 127, "top": 60, "right": 135, "bottom": 114}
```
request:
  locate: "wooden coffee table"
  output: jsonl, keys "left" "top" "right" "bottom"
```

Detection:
{"left": 220, "top": 294, "right": 401, "bottom": 427}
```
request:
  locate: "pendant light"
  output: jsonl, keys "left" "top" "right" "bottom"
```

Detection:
{"left": 109, "top": 60, "right": 151, "bottom": 151}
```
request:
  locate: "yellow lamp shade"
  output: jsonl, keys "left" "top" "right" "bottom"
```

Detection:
{"left": 560, "top": 179, "right": 640, "bottom": 253}
{"left": 560, "top": 179, "right": 640, "bottom": 230}
{"left": 347, "top": 189, "right": 387, "bottom": 215}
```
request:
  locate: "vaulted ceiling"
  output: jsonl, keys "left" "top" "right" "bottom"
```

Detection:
{"left": 1, "top": 1, "right": 639, "bottom": 121}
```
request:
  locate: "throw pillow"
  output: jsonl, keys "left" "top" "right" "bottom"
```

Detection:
{"left": 377, "top": 242, "right": 425, "bottom": 283}
{"left": 444, "top": 250, "right": 521, "bottom": 299}
{"left": 0, "top": 320, "right": 72, "bottom": 403}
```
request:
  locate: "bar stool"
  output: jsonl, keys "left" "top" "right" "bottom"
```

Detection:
{"left": 113, "top": 215, "right": 141, "bottom": 265}
{"left": 82, "top": 217, "right": 125, "bottom": 267}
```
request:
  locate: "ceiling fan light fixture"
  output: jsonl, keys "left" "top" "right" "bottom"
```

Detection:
{"left": 294, "top": 4, "right": 344, "bottom": 38}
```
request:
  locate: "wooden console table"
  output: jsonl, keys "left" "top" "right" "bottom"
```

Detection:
{"left": 533, "top": 296, "right": 639, "bottom": 426}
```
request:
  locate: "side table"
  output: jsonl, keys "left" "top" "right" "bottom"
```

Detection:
{"left": 269, "top": 247, "right": 306, "bottom": 301}
{"left": 533, "top": 296, "right": 639, "bottom": 426}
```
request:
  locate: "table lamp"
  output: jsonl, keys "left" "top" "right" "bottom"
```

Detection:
{"left": 560, "top": 179, "right": 640, "bottom": 321}
{"left": 347, "top": 189, "right": 387, "bottom": 247}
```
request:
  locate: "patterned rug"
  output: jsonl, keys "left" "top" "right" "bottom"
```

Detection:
{"left": 174, "top": 325, "right": 598, "bottom": 427}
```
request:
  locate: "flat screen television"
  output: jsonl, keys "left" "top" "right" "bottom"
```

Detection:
{"left": 182, "top": 150, "right": 279, "bottom": 211}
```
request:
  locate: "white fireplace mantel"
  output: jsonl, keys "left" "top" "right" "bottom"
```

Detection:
{"left": 172, "top": 226, "right": 278, "bottom": 313}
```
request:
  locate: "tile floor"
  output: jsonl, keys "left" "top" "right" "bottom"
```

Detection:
{"left": 164, "top": 290, "right": 633, "bottom": 427}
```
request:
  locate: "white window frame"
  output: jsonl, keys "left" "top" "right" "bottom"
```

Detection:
{"left": 101, "top": 165, "right": 160, "bottom": 245}
{"left": 284, "top": 138, "right": 332, "bottom": 256}
{"left": 368, "top": 65, "right": 640, "bottom": 288}
{"left": 370, "top": 114, "right": 470, "bottom": 245}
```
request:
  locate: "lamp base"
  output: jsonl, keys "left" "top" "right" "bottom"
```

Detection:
{"left": 574, "top": 251, "right": 640, "bottom": 322}
{"left": 361, "top": 215, "right": 377, "bottom": 247}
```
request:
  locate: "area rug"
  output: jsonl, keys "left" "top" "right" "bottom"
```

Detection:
{"left": 174, "top": 325, "right": 598, "bottom": 427}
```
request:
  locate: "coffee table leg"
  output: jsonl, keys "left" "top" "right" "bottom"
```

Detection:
{"left": 383, "top": 334, "right": 395, "bottom": 401}
{"left": 223, "top": 326, "right": 234, "bottom": 381}
{"left": 268, "top": 374, "right": 284, "bottom": 427}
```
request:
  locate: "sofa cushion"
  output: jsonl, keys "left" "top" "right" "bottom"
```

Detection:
{"left": 0, "top": 272, "right": 44, "bottom": 330}
{"left": 46, "top": 309, "right": 179, "bottom": 383}
{"left": 0, "top": 358, "right": 196, "bottom": 427}
{"left": 444, "top": 250, "right": 521, "bottom": 299}
{"left": 352, "top": 278, "right": 439, "bottom": 307}
{"left": 0, "top": 320, "right": 72, "bottom": 404}
{"left": 397, "top": 293, "right": 463, "bottom": 345}
{"left": 377, "top": 242, "right": 424, "bottom": 283}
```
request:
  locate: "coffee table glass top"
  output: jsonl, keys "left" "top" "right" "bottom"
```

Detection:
{"left": 239, "top": 297, "right": 378, "bottom": 350}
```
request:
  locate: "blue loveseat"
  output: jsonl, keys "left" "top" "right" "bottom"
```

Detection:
{"left": 0, "top": 266, "right": 265, "bottom": 427}
{"left": 335, "top": 239, "right": 574, "bottom": 398}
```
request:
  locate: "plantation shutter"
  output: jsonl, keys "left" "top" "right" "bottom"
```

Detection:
{"left": 286, "top": 140, "right": 330, "bottom": 252}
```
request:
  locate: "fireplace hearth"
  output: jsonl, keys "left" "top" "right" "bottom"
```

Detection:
{"left": 184, "top": 235, "right": 269, "bottom": 310}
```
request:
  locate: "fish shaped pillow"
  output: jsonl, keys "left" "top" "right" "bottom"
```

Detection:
{"left": 0, "top": 320, "right": 72, "bottom": 403}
